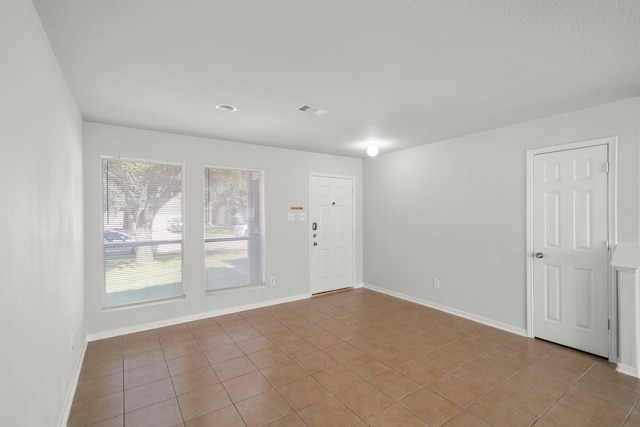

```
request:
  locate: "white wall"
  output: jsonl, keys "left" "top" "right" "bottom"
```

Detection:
{"left": 84, "top": 123, "right": 363, "bottom": 338}
{"left": 364, "top": 97, "right": 640, "bottom": 332}
{"left": 0, "top": 1, "right": 85, "bottom": 426}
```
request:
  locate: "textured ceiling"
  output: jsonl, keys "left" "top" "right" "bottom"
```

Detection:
{"left": 33, "top": 0, "right": 640, "bottom": 157}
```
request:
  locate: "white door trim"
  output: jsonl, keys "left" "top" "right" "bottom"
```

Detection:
{"left": 526, "top": 136, "right": 618, "bottom": 362}
{"left": 309, "top": 173, "right": 357, "bottom": 294}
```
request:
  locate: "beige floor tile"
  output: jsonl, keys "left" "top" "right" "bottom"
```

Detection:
{"left": 428, "top": 374, "right": 486, "bottom": 409}
{"left": 541, "top": 401, "right": 614, "bottom": 427}
{"left": 279, "top": 338, "right": 319, "bottom": 358}
{"left": 336, "top": 382, "right": 394, "bottom": 419}
{"left": 124, "top": 361, "right": 169, "bottom": 389}
{"left": 166, "top": 351, "right": 210, "bottom": 377}
{"left": 247, "top": 346, "right": 290, "bottom": 369}
{"left": 124, "top": 378, "right": 175, "bottom": 413}
{"left": 171, "top": 366, "right": 219, "bottom": 395}
{"left": 450, "top": 363, "right": 503, "bottom": 392}
{"left": 297, "top": 397, "right": 361, "bottom": 427}
{"left": 226, "top": 326, "right": 262, "bottom": 342}
{"left": 185, "top": 405, "right": 244, "bottom": 427}
{"left": 73, "top": 373, "right": 123, "bottom": 404}
{"left": 443, "top": 411, "right": 491, "bottom": 426}
{"left": 396, "top": 358, "right": 445, "bottom": 385}
{"left": 323, "top": 341, "right": 365, "bottom": 363}
{"left": 305, "top": 331, "right": 343, "bottom": 349}
{"left": 558, "top": 387, "right": 631, "bottom": 425}
{"left": 213, "top": 355, "right": 257, "bottom": 381}
{"left": 575, "top": 374, "right": 640, "bottom": 406}
{"left": 589, "top": 361, "right": 640, "bottom": 391}
{"left": 159, "top": 330, "right": 195, "bottom": 348}
{"left": 419, "top": 348, "right": 468, "bottom": 373}
{"left": 176, "top": 383, "right": 231, "bottom": 421}
{"left": 235, "top": 390, "right": 293, "bottom": 426}
{"left": 79, "top": 358, "right": 123, "bottom": 382}
{"left": 294, "top": 350, "right": 338, "bottom": 374}
{"left": 368, "top": 369, "right": 421, "bottom": 401}
{"left": 235, "top": 335, "right": 274, "bottom": 354}
{"left": 277, "top": 376, "right": 331, "bottom": 410}
{"left": 490, "top": 380, "right": 557, "bottom": 417}
{"left": 400, "top": 388, "right": 462, "bottom": 426}
{"left": 314, "top": 364, "right": 363, "bottom": 393}
{"left": 162, "top": 341, "right": 201, "bottom": 361}
{"left": 344, "top": 354, "right": 390, "bottom": 379}
{"left": 223, "top": 370, "right": 274, "bottom": 403}
{"left": 124, "top": 348, "right": 165, "bottom": 371}
{"left": 261, "top": 359, "right": 309, "bottom": 386}
{"left": 204, "top": 343, "right": 244, "bottom": 365}
{"left": 195, "top": 332, "right": 233, "bottom": 350}
{"left": 366, "top": 403, "right": 428, "bottom": 426}
{"left": 265, "top": 331, "right": 301, "bottom": 346}
{"left": 264, "top": 413, "right": 307, "bottom": 426}
{"left": 467, "top": 395, "right": 536, "bottom": 427}
{"left": 68, "top": 392, "right": 123, "bottom": 427}
{"left": 91, "top": 415, "right": 124, "bottom": 427}
{"left": 124, "top": 397, "right": 183, "bottom": 427}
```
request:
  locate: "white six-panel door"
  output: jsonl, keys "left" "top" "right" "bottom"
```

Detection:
{"left": 310, "top": 175, "right": 354, "bottom": 294}
{"left": 532, "top": 144, "right": 609, "bottom": 357}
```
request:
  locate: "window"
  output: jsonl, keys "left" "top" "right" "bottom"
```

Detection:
{"left": 102, "top": 158, "right": 183, "bottom": 307}
{"left": 204, "top": 167, "right": 263, "bottom": 291}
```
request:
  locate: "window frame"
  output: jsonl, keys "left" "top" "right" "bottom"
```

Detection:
{"left": 204, "top": 165, "right": 266, "bottom": 294}
{"left": 100, "top": 156, "right": 186, "bottom": 309}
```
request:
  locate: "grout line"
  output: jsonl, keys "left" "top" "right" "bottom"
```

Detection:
{"left": 533, "top": 359, "right": 598, "bottom": 424}
{"left": 621, "top": 397, "right": 640, "bottom": 426}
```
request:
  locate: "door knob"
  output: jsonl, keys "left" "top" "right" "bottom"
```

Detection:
{"left": 313, "top": 242, "right": 318, "bottom": 246}
{"left": 535, "top": 252, "right": 544, "bottom": 259}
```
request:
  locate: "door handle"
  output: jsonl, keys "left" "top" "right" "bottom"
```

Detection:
{"left": 535, "top": 252, "right": 544, "bottom": 259}
{"left": 313, "top": 242, "right": 318, "bottom": 246}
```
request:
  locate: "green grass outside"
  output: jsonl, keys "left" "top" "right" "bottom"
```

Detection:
{"left": 105, "top": 239, "right": 249, "bottom": 305}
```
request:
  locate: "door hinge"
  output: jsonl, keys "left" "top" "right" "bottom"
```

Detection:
{"left": 608, "top": 319, "right": 610, "bottom": 330}
{"left": 604, "top": 162, "right": 610, "bottom": 173}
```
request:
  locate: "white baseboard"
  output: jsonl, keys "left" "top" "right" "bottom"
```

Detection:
{"left": 353, "top": 282, "right": 364, "bottom": 289}
{"left": 86, "top": 293, "right": 311, "bottom": 342}
{"left": 60, "top": 338, "right": 87, "bottom": 427}
{"left": 363, "top": 283, "right": 527, "bottom": 337}
{"left": 617, "top": 363, "right": 640, "bottom": 378}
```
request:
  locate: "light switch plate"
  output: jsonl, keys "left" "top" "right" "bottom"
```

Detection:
{"left": 288, "top": 213, "right": 295, "bottom": 221}
{"left": 299, "top": 213, "right": 307, "bottom": 221}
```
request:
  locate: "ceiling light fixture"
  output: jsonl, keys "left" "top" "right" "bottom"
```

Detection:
{"left": 366, "top": 145, "right": 379, "bottom": 157}
{"left": 215, "top": 104, "right": 238, "bottom": 112}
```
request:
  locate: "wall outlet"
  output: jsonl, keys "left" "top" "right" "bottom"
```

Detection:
{"left": 269, "top": 276, "right": 276, "bottom": 286}
{"left": 433, "top": 278, "right": 440, "bottom": 289}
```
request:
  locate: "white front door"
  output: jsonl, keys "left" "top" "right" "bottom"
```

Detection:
{"left": 532, "top": 144, "right": 609, "bottom": 357}
{"left": 310, "top": 175, "right": 354, "bottom": 294}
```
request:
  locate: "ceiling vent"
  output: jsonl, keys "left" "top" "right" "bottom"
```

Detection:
{"left": 296, "top": 104, "right": 329, "bottom": 117}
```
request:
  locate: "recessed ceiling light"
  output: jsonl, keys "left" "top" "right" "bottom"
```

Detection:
{"left": 215, "top": 104, "right": 238, "bottom": 112}
{"left": 367, "top": 145, "right": 379, "bottom": 157}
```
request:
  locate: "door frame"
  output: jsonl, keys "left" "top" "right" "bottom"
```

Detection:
{"left": 308, "top": 173, "right": 357, "bottom": 294}
{"left": 525, "top": 136, "right": 618, "bottom": 362}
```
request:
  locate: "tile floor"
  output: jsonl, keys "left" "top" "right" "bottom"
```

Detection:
{"left": 69, "top": 288, "right": 640, "bottom": 426}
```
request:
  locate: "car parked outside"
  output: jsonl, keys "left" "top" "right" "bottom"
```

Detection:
{"left": 166, "top": 217, "right": 183, "bottom": 233}
{"left": 104, "top": 230, "right": 136, "bottom": 254}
